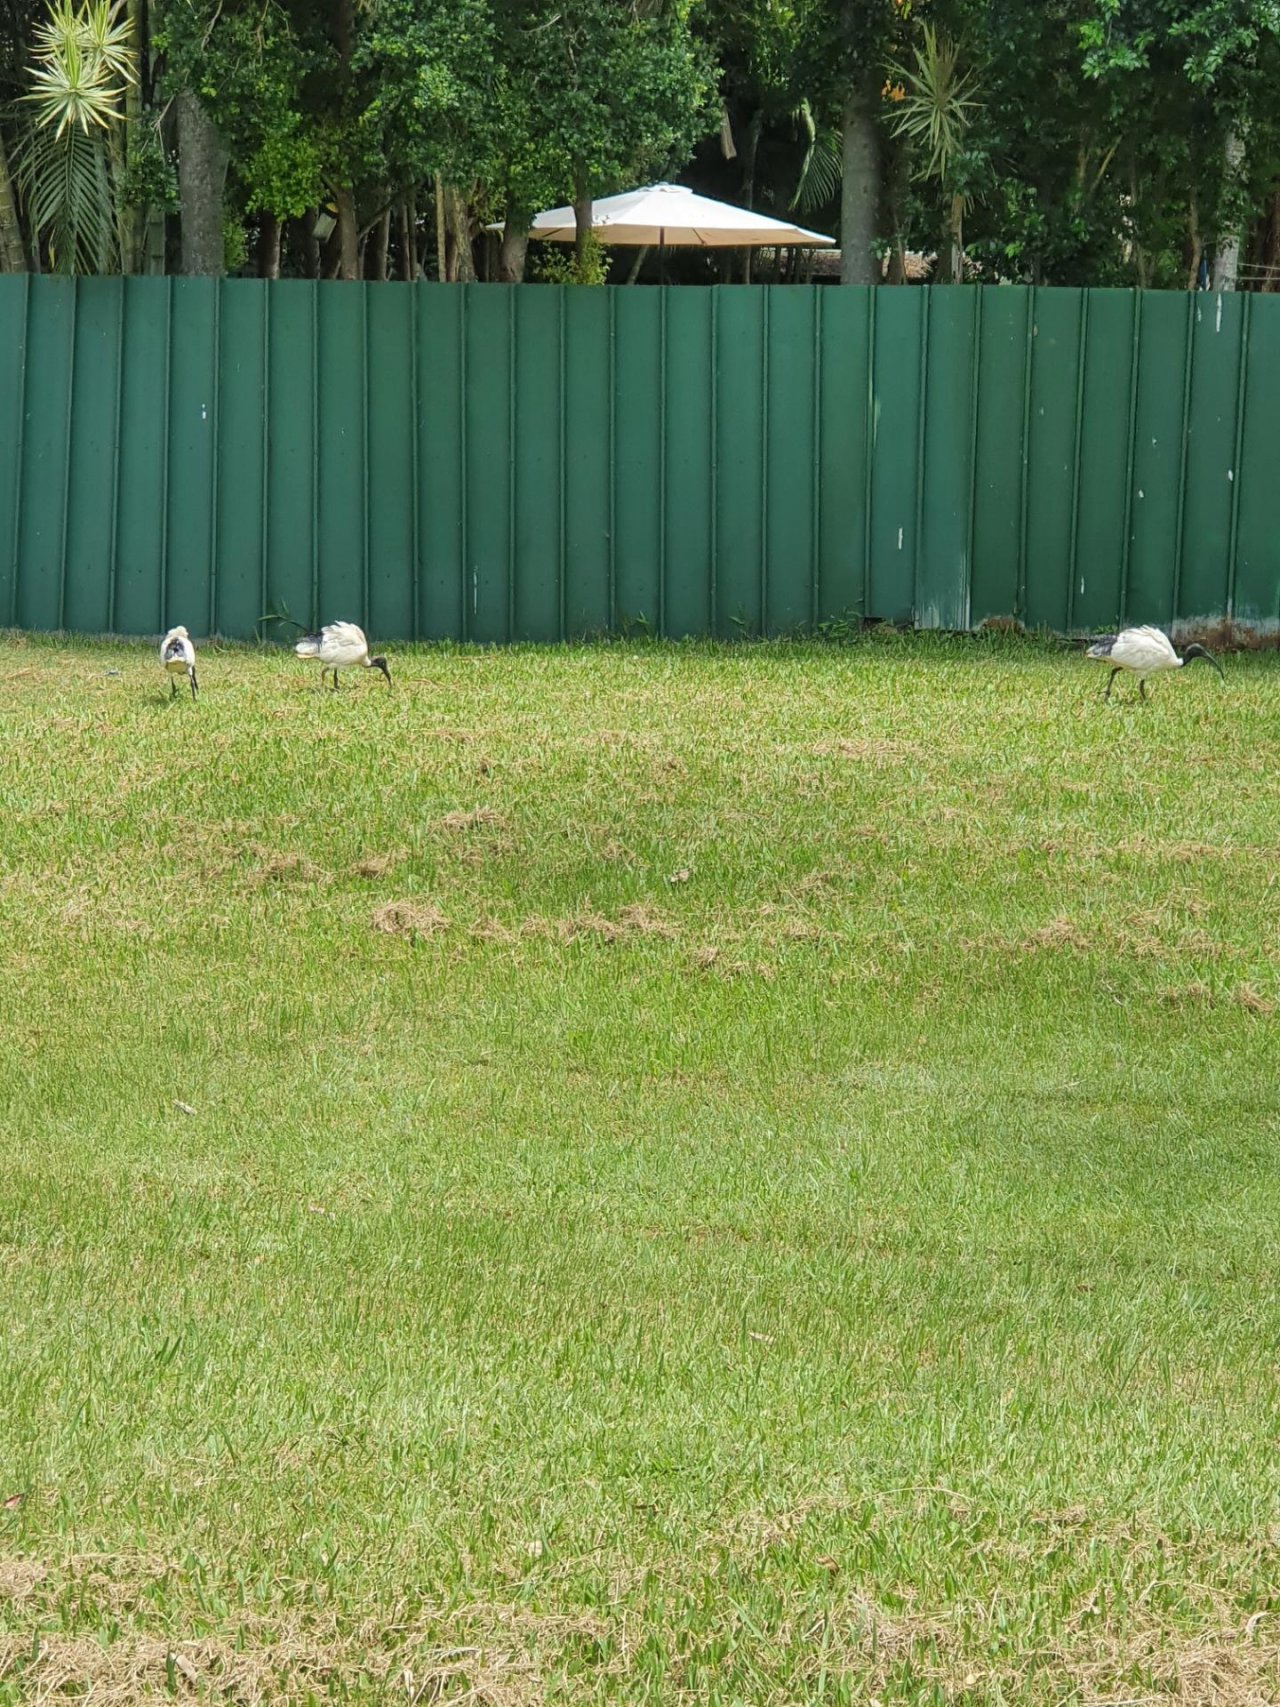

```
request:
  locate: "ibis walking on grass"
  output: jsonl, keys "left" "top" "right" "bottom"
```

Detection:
{"left": 295, "top": 622, "right": 392, "bottom": 690}
{"left": 161, "top": 626, "right": 198, "bottom": 700}
{"left": 1086, "top": 626, "right": 1224, "bottom": 701}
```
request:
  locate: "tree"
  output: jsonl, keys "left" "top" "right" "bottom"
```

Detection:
{"left": 497, "top": 0, "right": 716, "bottom": 279}
{"left": 886, "top": 22, "right": 983, "bottom": 280}
{"left": 19, "top": 0, "right": 137, "bottom": 274}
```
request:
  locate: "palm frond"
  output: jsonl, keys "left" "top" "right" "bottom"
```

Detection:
{"left": 26, "top": 0, "right": 134, "bottom": 137}
{"left": 17, "top": 119, "right": 117, "bottom": 272}
{"left": 789, "top": 100, "right": 842, "bottom": 214}
{"left": 886, "top": 24, "right": 982, "bottom": 185}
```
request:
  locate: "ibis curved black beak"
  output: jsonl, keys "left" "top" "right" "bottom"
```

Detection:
{"left": 371, "top": 656, "right": 392, "bottom": 686}
{"left": 1183, "top": 644, "right": 1224, "bottom": 681}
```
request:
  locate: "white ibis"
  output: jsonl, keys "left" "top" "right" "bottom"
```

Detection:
{"left": 294, "top": 622, "right": 391, "bottom": 691}
{"left": 160, "top": 626, "right": 198, "bottom": 700}
{"left": 1086, "top": 626, "right": 1224, "bottom": 701}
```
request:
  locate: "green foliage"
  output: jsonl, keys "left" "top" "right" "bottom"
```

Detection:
{"left": 887, "top": 24, "right": 981, "bottom": 186}
{"left": 117, "top": 117, "right": 178, "bottom": 212}
{"left": 25, "top": 0, "right": 134, "bottom": 136}
{"left": 16, "top": 0, "right": 137, "bottom": 273}
{"left": 16, "top": 111, "right": 115, "bottom": 268}
{"left": 533, "top": 228, "right": 609, "bottom": 282}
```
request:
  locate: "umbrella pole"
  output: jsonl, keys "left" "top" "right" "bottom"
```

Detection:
{"left": 659, "top": 228, "right": 666, "bottom": 286}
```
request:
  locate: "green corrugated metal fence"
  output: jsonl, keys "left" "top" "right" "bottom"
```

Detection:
{"left": 1, "top": 277, "right": 1277, "bottom": 642}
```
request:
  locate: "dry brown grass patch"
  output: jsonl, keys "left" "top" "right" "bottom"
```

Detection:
{"left": 813, "top": 737, "right": 921, "bottom": 765}
{"left": 470, "top": 914, "right": 521, "bottom": 944}
{"left": 0, "top": 1557, "right": 45, "bottom": 1601}
{"left": 1023, "top": 918, "right": 1093, "bottom": 952}
{"left": 372, "top": 900, "right": 451, "bottom": 940}
{"left": 517, "top": 906, "right": 678, "bottom": 945}
{"left": 1234, "top": 985, "right": 1275, "bottom": 1017}
{"left": 615, "top": 903, "right": 678, "bottom": 938}
{"left": 349, "top": 850, "right": 406, "bottom": 879}
{"left": 437, "top": 807, "right": 507, "bottom": 833}
{"left": 247, "top": 852, "right": 329, "bottom": 889}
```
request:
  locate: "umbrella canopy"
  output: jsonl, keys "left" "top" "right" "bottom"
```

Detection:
{"left": 505, "top": 182, "right": 835, "bottom": 248}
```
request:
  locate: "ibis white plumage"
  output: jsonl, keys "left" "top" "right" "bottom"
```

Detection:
{"left": 294, "top": 622, "right": 392, "bottom": 690}
{"left": 160, "top": 626, "right": 198, "bottom": 700}
{"left": 1086, "top": 625, "right": 1224, "bottom": 700}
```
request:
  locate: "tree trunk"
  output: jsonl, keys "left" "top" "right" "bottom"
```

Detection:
{"left": 334, "top": 184, "right": 359, "bottom": 280}
{"left": 0, "top": 131, "right": 27, "bottom": 272}
{"left": 141, "top": 207, "right": 166, "bottom": 273}
{"left": 1213, "top": 128, "right": 1246, "bottom": 292}
{"left": 367, "top": 206, "right": 390, "bottom": 280}
{"left": 446, "top": 184, "right": 475, "bottom": 282}
{"left": 176, "top": 89, "right": 229, "bottom": 276}
{"left": 1184, "top": 189, "right": 1202, "bottom": 291}
{"left": 840, "top": 79, "right": 880, "bottom": 285}
{"left": 330, "top": 0, "right": 359, "bottom": 280}
{"left": 257, "top": 213, "right": 281, "bottom": 280}
{"left": 499, "top": 206, "right": 530, "bottom": 282}
{"left": 302, "top": 209, "right": 321, "bottom": 279}
{"left": 885, "top": 136, "right": 908, "bottom": 285}
{"left": 740, "top": 109, "right": 762, "bottom": 282}
{"left": 573, "top": 162, "right": 593, "bottom": 276}
{"left": 938, "top": 193, "right": 964, "bottom": 283}
{"left": 434, "top": 173, "right": 447, "bottom": 280}
{"left": 400, "top": 198, "right": 418, "bottom": 279}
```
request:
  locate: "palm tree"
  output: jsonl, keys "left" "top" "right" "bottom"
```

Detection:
{"left": 886, "top": 23, "right": 982, "bottom": 283}
{"left": 18, "top": 0, "right": 136, "bottom": 273}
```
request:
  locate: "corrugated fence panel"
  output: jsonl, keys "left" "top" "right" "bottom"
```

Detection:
{"left": 316, "top": 285, "right": 367, "bottom": 628}
{"left": 1072, "top": 290, "right": 1134, "bottom": 631}
{"left": 612, "top": 288, "right": 662, "bottom": 632}
{"left": 869, "top": 287, "right": 923, "bottom": 623}
{"left": 1127, "top": 291, "right": 1190, "bottom": 624}
{"left": 663, "top": 289, "right": 713, "bottom": 638}
{"left": 17, "top": 277, "right": 74, "bottom": 632}
{"left": 0, "top": 275, "right": 28, "bottom": 626}
{"left": 214, "top": 281, "right": 266, "bottom": 640}
{"left": 417, "top": 285, "right": 464, "bottom": 640}
{"left": 63, "top": 278, "right": 121, "bottom": 635}
{"left": 263, "top": 281, "right": 316, "bottom": 634}
{"left": 765, "top": 286, "right": 818, "bottom": 633}
{"left": 464, "top": 284, "right": 512, "bottom": 643}
{"left": 512, "top": 287, "right": 562, "bottom": 641}
{"left": 816, "top": 286, "right": 868, "bottom": 623}
{"left": 4, "top": 280, "right": 1279, "bottom": 643}
{"left": 1234, "top": 297, "right": 1280, "bottom": 622}
{"left": 165, "top": 278, "right": 217, "bottom": 636}
{"left": 970, "top": 287, "right": 1029, "bottom": 623}
{"left": 1179, "top": 292, "right": 1241, "bottom": 620}
{"left": 367, "top": 283, "right": 417, "bottom": 642}
{"left": 713, "top": 288, "right": 764, "bottom": 636}
{"left": 564, "top": 287, "right": 612, "bottom": 635}
{"left": 113, "top": 279, "right": 168, "bottom": 636}
{"left": 917, "top": 287, "right": 977, "bottom": 631}
{"left": 1024, "top": 289, "right": 1082, "bottom": 632}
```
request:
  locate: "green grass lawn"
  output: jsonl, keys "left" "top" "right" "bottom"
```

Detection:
{"left": 1, "top": 628, "right": 1279, "bottom": 1705}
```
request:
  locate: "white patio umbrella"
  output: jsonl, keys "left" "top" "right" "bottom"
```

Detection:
{"left": 515, "top": 182, "right": 836, "bottom": 250}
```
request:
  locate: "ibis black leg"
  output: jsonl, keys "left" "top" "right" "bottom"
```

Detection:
{"left": 1139, "top": 678, "right": 1148, "bottom": 701}
{"left": 170, "top": 678, "right": 177, "bottom": 699}
{"left": 190, "top": 669, "right": 198, "bottom": 700}
{"left": 1105, "top": 667, "right": 1120, "bottom": 701}
{"left": 332, "top": 669, "right": 339, "bottom": 690}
